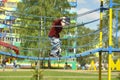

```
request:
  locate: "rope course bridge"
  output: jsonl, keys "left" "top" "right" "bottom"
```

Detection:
{"left": 0, "top": 3, "right": 119, "bottom": 60}
{"left": 0, "top": 0, "right": 120, "bottom": 60}
{"left": 0, "top": 0, "right": 120, "bottom": 80}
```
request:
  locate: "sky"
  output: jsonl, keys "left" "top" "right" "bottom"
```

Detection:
{"left": 76, "top": 0, "right": 100, "bottom": 30}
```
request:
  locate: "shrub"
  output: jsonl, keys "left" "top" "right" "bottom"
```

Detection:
{"left": 31, "top": 68, "right": 43, "bottom": 80}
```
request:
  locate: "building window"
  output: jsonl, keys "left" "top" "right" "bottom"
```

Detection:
{"left": 6, "top": 2, "right": 17, "bottom": 8}
{"left": 10, "top": 37, "right": 14, "bottom": 41}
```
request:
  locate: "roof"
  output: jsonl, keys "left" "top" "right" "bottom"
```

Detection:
{"left": 7, "top": 0, "right": 21, "bottom": 2}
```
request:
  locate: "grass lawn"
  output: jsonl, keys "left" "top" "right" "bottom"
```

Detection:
{"left": 0, "top": 69, "right": 119, "bottom": 80}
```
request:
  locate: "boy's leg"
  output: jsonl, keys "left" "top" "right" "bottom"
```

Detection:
{"left": 49, "top": 37, "right": 59, "bottom": 57}
{"left": 54, "top": 38, "right": 62, "bottom": 57}
{"left": 49, "top": 37, "right": 62, "bottom": 57}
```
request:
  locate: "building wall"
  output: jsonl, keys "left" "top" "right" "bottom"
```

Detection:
{"left": 0, "top": 0, "right": 20, "bottom": 47}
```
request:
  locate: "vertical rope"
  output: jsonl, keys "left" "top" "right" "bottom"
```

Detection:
{"left": 115, "top": 10, "right": 118, "bottom": 48}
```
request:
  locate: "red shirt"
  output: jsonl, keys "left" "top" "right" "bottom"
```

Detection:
{"left": 48, "top": 19, "right": 63, "bottom": 38}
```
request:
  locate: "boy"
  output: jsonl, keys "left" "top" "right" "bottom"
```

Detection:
{"left": 48, "top": 17, "right": 70, "bottom": 57}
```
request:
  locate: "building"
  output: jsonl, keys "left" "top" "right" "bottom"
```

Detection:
{"left": 0, "top": 0, "right": 21, "bottom": 47}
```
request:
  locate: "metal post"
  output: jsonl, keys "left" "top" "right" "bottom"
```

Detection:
{"left": 99, "top": 52, "right": 102, "bottom": 80}
{"left": 99, "top": 0, "right": 104, "bottom": 80}
{"left": 37, "top": 16, "right": 43, "bottom": 80}
{"left": 108, "top": 0, "right": 113, "bottom": 80}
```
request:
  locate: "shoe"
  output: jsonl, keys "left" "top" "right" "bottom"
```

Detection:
{"left": 49, "top": 54, "right": 57, "bottom": 57}
{"left": 56, "top": 50, "right": 59, "bottom": 55}
{"left": 49, "top": 54, "right": 62, "bottom": 57}
{"left": 57, "top": 55, "right": 62, "bottom": 57}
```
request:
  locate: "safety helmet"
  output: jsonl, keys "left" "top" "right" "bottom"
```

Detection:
{"left": 61, "top": 17, "right": 70, "bottom": 25}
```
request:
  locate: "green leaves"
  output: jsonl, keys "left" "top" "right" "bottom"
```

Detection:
{"left": 14, "top": 0, "right": 75, "bottom": 57}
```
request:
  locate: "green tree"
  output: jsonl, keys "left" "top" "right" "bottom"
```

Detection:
{"left": 13, "top": 0, "right": 76, "bottom": 57}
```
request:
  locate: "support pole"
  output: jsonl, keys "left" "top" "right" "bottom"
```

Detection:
{"left": 108, "top": 0, "right": 113, "bottom": 80}
{"left": 99, "top": 52, "right": 102, "bottom": 80}
{"left": 99, "top": 0, "right": 104, "bottom": 80}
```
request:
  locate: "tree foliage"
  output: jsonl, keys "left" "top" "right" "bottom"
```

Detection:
{"left": 13, "top": 0, "right": 76, "bottom": 56}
